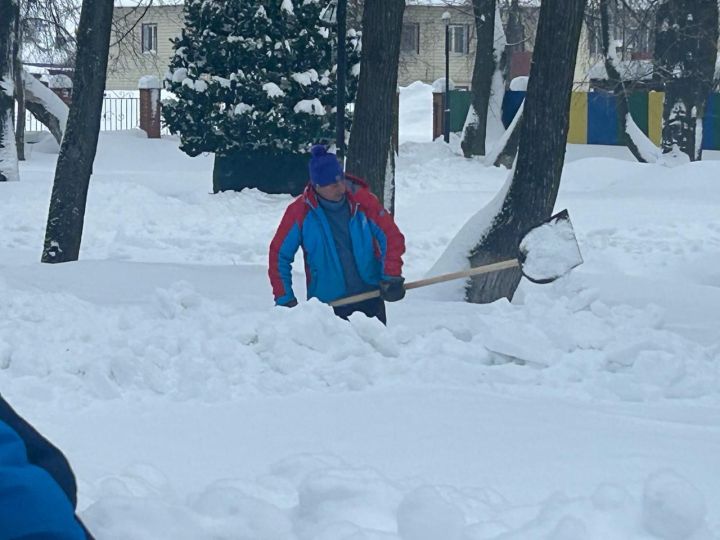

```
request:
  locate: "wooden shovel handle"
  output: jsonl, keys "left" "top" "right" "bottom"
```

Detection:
{"left": 329, "top": 259, "right": 520, "bottom": 307}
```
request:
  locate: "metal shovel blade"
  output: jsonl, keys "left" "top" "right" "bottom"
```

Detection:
{"left": 518, "top": 209, "right": 583, "bottom": 284}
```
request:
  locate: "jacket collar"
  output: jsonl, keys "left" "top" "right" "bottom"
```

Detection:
{"left": 303, "top": 173, "right": 368, "bottom": 212}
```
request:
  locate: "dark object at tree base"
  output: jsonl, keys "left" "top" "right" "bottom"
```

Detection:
{"left": 213, "top": 151, "right": 309, "bottom": 195}
{"left": 333, "top": 297, "right": 387, "bottom": 325}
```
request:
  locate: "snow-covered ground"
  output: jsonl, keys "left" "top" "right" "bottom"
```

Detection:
{"left": 1, "top": 82, "right": 719, "bottom": 539}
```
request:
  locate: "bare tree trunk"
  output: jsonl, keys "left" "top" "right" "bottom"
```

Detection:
{"left": 466, "top": 0, "right": 587, "bottom": 304}
{"left": 600, "top": 0, "right": 649, "bottom": 163}
{"left": 654, "top": 0, "right": 719, "bottom": 161}
{"left": 345, "top": 0, "right": 405, "bottom": 210}
{"left": 0, "top": 0, "right": 19, "bottom": 182}
{"left": 505, "top": 0, "right": 525, "bottom": 51}
{"left": 13, "top": 64, "right": 24, "bottom": 161}
{"left": 461, "top": 0, "right": 496, "bottom": 157}
{"left": 22, "top": 69, "right": 68, "bottom": 144}
{"left": 42, "top": 0, "right": 113, "bottom": 263}
{"left": 492, "top": 103, "right": 523, "bottom": 168}
{"left": 13, "top": 9, "right": 24, "bottom": 161}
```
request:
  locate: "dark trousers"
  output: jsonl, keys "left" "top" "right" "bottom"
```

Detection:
{"left": 333, "top": 297, "right": 387, "bottom": 325}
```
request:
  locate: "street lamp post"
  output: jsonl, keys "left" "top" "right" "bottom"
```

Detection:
{"left": 320, "top": 0, "right": 348, "bottom": 159}
{"left": 442, "top": 11, "right": 451, "bottom": 143}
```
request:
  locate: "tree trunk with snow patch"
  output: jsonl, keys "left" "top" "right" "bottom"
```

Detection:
{"left": 461, "top": 0, "right": 496, "bottom": 158}
{"left": 13, "top": 63, "right": 24, "bottom": 161}
{"left": 600, "top": 0, "right": 658, "bottom": 164}
{"left": 42, "top": 0, "right": 113, "bottom": 263}
{"left": 461, "top": 1, "right": 506, "bottom": 158}
{"left": 0, "top": 0, "right": 19, "bottom": 182}
{"left": 490, "top": 102, "right": 523, "bottom": 169}
{"left": 12, "top": 3, "right": 23, "bottom": 161}
{"left": 654, "top": 0, "right": 719, "bottom": 162}
{"left": 504, "top": 0, "right": 525, "bottom": 59}
{"left": 465, "top": 0, "right": 587, "bottom": 304}
{"left": 345, "top": 0, "right": 405, "bottom": 210}
{"left": 21, "top": 69, "right": 68, "bottom": 145}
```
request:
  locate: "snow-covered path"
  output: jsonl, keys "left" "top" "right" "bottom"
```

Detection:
{"left": 50, "top": 388, "right": 719, "bottom": 506}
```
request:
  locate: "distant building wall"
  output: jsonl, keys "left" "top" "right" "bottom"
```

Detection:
{"left": 105, "top": 3, "right": 598, "bottom": 93}
{"left": 106, "top": 5, "right": 183, "bottom": 90}
{"left": 399, "top": 5, "right": 476, "bottom": 89}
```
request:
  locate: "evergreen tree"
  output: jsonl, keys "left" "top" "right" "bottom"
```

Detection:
{"left": 163, "top": 0, "right": 359, "bottom": 166}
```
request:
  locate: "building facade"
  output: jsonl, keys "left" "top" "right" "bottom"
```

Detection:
{"left": 106, "top": 1, "right": 594, "bottom": 92}
{"left": 399, "top": 3, "right": 476, "bottom": 89}
{"left": 107, "top": 3, "right": 184, "bottom": 91}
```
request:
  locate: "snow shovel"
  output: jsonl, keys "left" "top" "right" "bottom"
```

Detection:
{"left": 329, "top": 209, "right": 583, "bottom": 308}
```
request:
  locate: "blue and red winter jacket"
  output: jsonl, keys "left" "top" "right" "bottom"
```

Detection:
{"left": 0, "top": 396, "right": 90, "bottom": 539}
{"left": 269, "top": 174, "right": 405, "bottom": 305}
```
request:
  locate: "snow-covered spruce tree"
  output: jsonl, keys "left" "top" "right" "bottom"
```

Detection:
{"left": 654, "top": 0, "right": 719, "bottom": 162}
{"left": 1, "top": 0, "right": 19, "bottom": 182}
{"left": 163, "top": 0, "right": 360, "bottom": 194}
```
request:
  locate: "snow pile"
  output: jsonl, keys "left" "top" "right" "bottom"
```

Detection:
{"left": 138, "top": 75, "right": 161, "bottom": 89}
{"left": 398, "top": 82, "right": 434, "bottom": 143}
{"left": 2, "top": 265, "right": 717, "bottom": 404}
{"left": 79, "top": 458, "right": 713, "bottom": 540}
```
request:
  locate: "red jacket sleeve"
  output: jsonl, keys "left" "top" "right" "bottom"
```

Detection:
{"left": 268, "top": 198, "right": 305, "bottom": 305}
{"left": 356, "top": 189, "right": 405, "bottom": 277}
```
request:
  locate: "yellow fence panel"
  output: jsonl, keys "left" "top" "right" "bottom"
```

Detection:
{"left": 648, "top": 91, "right": 664, "bottom": 145}
{"left": 568, "top": 92, "right": 588, "bottom": 144}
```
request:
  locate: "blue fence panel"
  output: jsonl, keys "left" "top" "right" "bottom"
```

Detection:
{"left": 587, "top": 91, "right": 619, "bottom": 145}
{"left": 702, "top": 94, "right": 719, "bottom": 150}
{"left": 502, "top": 90, "right": 525, "bottom": 128}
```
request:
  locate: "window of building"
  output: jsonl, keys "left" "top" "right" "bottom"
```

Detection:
{"left": 141, "top": 23, "right": 158, "bottom": 53}
{"left": 449, "top": 24, "right": 469, "bottom": 54}
{"left": 401, "top": 23, "right": 420, "bottom": 54}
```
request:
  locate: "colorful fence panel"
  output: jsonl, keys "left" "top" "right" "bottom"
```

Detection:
{"left": 448, "top": 91, "right": 473, "bottom": 133}
{"left": 567, "top": 92, "right": 587, "bottom": 144}
{"left": 647, "top": 91, "right": 664, "bottom": 145}
{"left": 587, "top": 91, "right": 618, "bottom": 145}
{"left": 627, "top": 92, "right": 649, "bottom": 135}
{"left": 703, "top": 93, "right": 720, "bottom": 151}
{"left": 442, "top": 89, "right": 720, "bottom": 151}
{"left": 502, "top": 90, "right": 525, "bottom": 128}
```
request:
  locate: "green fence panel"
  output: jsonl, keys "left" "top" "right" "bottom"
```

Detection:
{"left": 627, "top": 92, "right": 649, "bottom": 137}
{"left": 448, "top": 90, "right": 473, "bottom": 132}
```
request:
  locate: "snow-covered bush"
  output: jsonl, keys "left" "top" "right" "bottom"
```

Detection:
{"left": 162, "top": 0, "right": 360, "bottom": 159}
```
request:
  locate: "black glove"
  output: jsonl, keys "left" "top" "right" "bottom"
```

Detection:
{"left": 279, "top": 298, "right": 298, "bottom": 308}
{"left": 379, "top": 276, "right": 405, "bottom": 302}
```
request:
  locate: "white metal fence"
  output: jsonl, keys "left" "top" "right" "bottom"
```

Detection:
{"left": 23, "top": 96, "right": 141, "bottom": 132}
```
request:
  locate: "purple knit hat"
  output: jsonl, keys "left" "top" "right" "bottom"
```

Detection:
{"left": 308, "top": 145, "right": 343, "bottom": 187}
